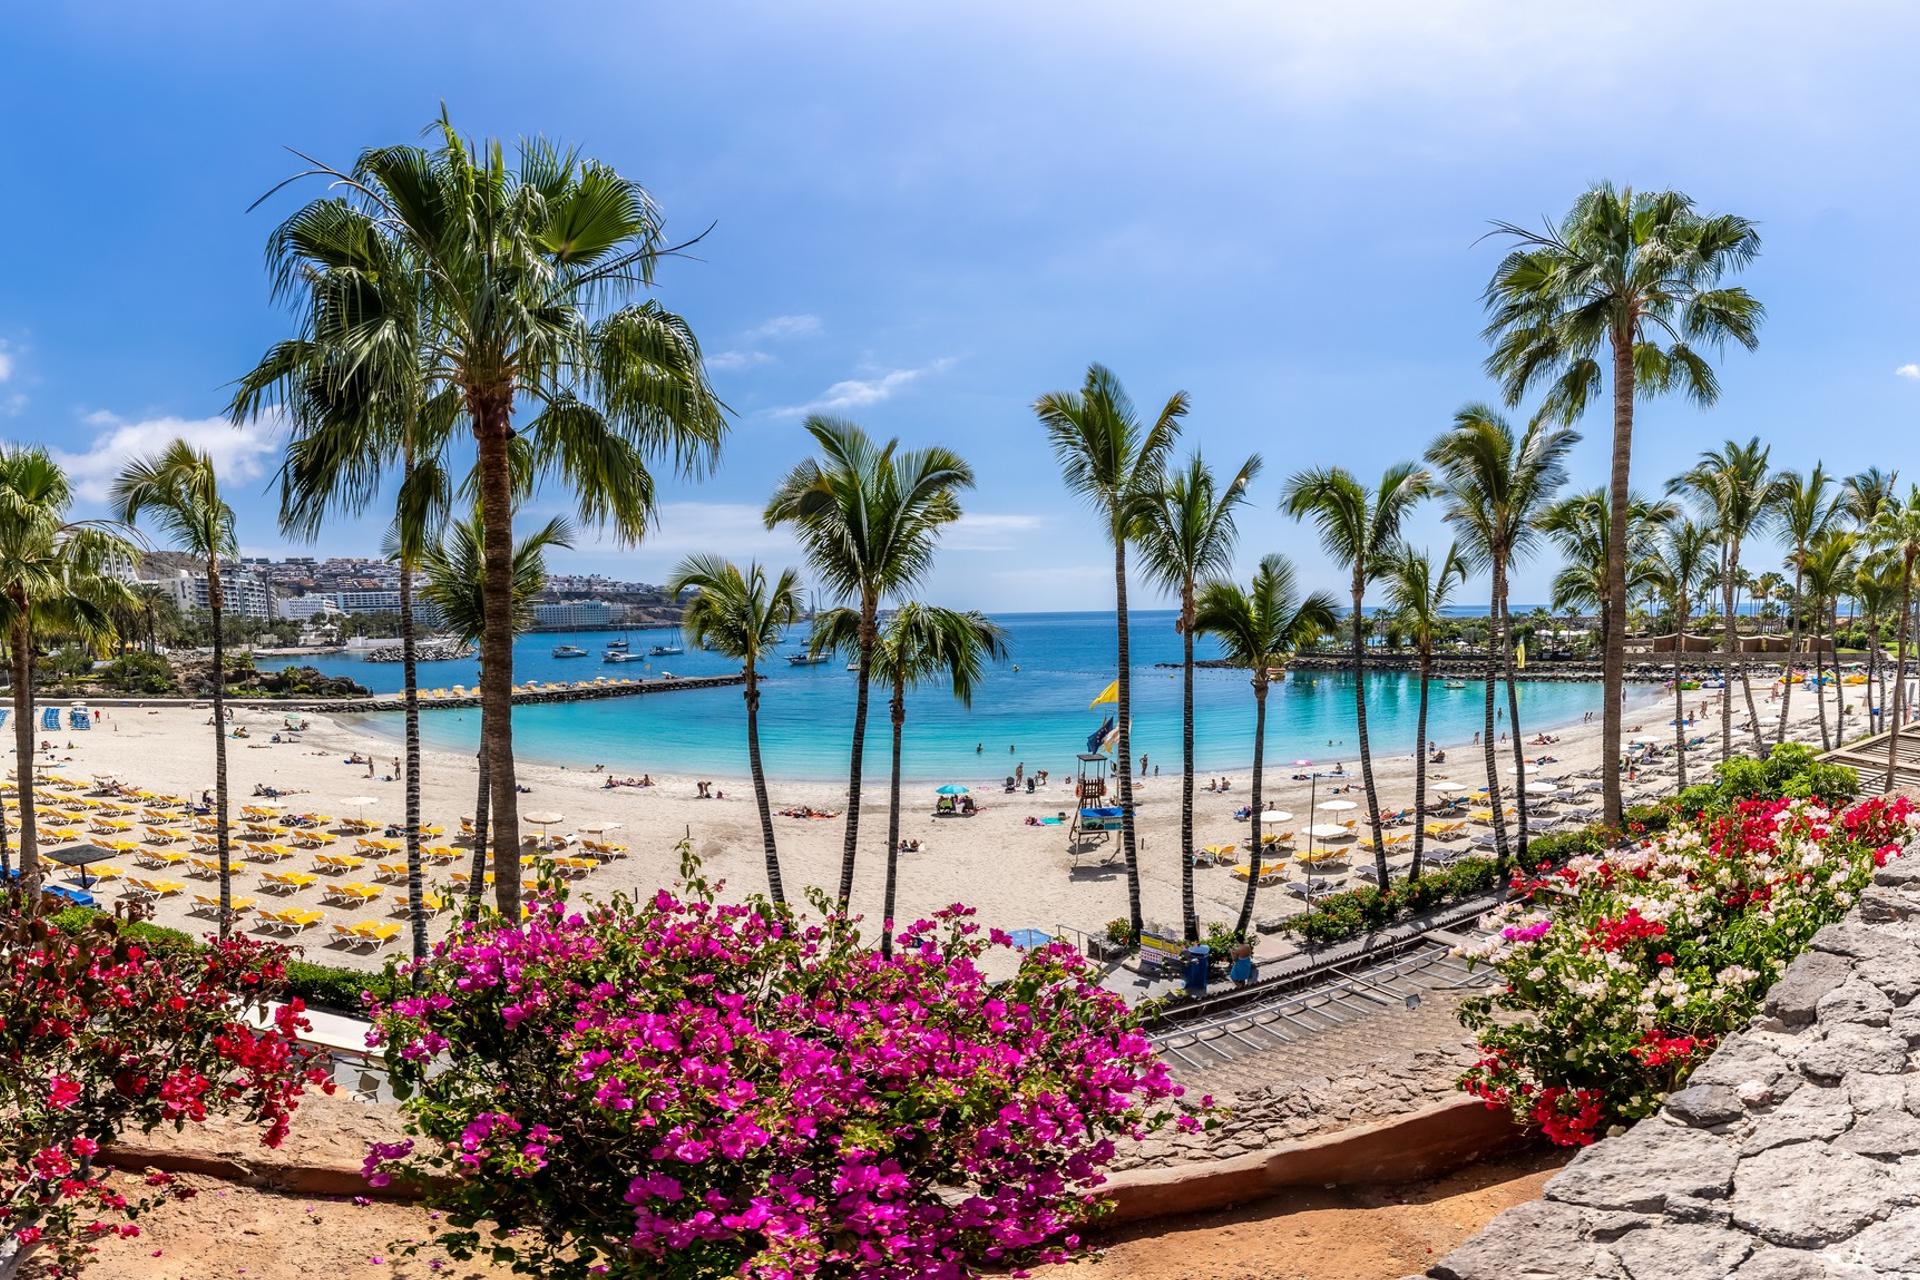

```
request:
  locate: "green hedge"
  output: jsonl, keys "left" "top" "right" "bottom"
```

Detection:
{"left": 1274, "top": 856, "right": 1501, "bottom": 947}
{"left": 46, "top": 906, "right": 402, "bottom": 1014}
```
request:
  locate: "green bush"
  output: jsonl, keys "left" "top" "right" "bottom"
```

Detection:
{"left": 1276, "top": 856, "right": 1498, "bottom": 946}
{"left": 1672, "top": 742, "right": 1857, "bottom": 822}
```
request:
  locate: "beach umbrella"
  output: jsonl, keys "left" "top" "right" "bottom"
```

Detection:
{"left": 1432, "top": 781, "right": 1471, "bottom": 794}
{"left": 1256, "top": 809, "right": 1293, "bottom": 824}
{"left": 935, "top": 784, "right": 970, "bottom": 796}
{"left": 1317, "top": 798, "right": 1359, "bottom": 812}
{"left": 1523, "top": 779, "right": 1561, "bottom": 795}
{"left": 341, "top": 796, "right": 380, "bottom": 808}
{"left": 577, "top": 821, "right": 623, "bottom": 835}
{"left": 524, "top": 811, "right": 565, "bottom": 829}
{"left": 1305, "top": 822, "right": 1351, "bottom": 839}
{"left": 1006, "top": 928, "right": 1054, "bottom": 949}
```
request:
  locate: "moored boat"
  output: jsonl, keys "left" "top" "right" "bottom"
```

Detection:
{"left": 552, "top": 644, "right": 588, "bottom": 658}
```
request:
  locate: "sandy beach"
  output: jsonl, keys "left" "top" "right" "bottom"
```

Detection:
{"left": 28, "top": 674, "right": 1857, "bottom": 974}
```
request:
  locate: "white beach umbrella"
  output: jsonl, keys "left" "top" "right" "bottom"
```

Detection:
{"left": 1256, "top": 809, "right": 1293, "bottom": 824}
{"left": 1317, "top": 798, "right": 1359, "bottom": 812}
{"left": 523, "top": 811, "right": 566, "bottom": 829}
{"left": 1432, "top": 781, "right": 1471, "bottom": 794}
{"left": 1305, "top": 822, "right": 1352, "bottom": 840}
{"left": 1523, "top": 779, "right": 1560, "bottom": 795}
{"left": 577, "top": 820, "right": 623, "bottom": 835}
{"left": 341, "top": 795, "right": 380, "bottom": 808}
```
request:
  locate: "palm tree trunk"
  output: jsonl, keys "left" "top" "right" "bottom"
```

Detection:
{"left": 399, "top": 551, "right": 427, "bottom": 973}
{"left": 1235, "top": 679, "right": 1268, "bottom": 937}
{"left": 837, "top": 599, "right": 876, "bottom": 907}
{"left": 1501, "top": 589, "right": 1529, "bottom": 866}
{"left": 1410, "top": 647, "right": 1430, "bottom": 883}
{"left": 1733, "top": 559, "right": 1766, "bottom": 757}
{"left": 465, "top": 719, "right": 488, "bottom": 916}
{"left": 474, "top": 407, "right": 521, "bottom": 919}
{"left": 743, "top": 667, "right": 784, "bottom": 906}
{"left": 12, "top": 615, "right": 37, "bottom": 902}
{"left": 1601, "top": 333, "right": 1634, "bottom": 830}
{"left": 209, "top": 562, "right": 231, "bottom": 940}
{"left": 881, "top": 684, "right": 905, "bottom": 960}
{"left": 1886, "top": 560, "right": 1913, "bottom": 792}
{"left": 1114, "top": 537, "right": 1142, "bottom": 943}
{"left": 1815, "top": 615, "right": 1832, "bottom": 751}
{"left": 1830, "top": 603, "right": 1845, "bottom": 747}
{"left": 1776, "top": 562, "right": 1803, "bottom": 746}
{"left": 1670, "top": 594, "right": 1689, "bottom": 790}
{"left": 1351, "top": 578, "right": 1387, "bottom": 889}
{"left": 1482, "top": 580, "right": 1510, "bottom": 872}
{"left": 1179, "top": 586, "right": 1197, "bottom": 943}
{"left": 1719, "top": 560, "right": 1735, "bottom": 761}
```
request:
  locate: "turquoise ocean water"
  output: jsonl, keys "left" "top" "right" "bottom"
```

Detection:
{"left": 261, "top": 610, "right": 1606, "bottom": 783}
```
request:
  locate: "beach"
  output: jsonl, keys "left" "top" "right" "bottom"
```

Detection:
{"left": 34, "top": 675, "right": 1854, "bottom": 974}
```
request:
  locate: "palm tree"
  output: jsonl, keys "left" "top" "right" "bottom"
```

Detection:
{"left": 1644, "top": 518, "right": 1716, "bottom": 789}
{"left": 1856, "top": 556, "right": 1901, "bottom": 737}
{"left": 1483, "top": 183, "right": 1763, "bottom": 827}
{"left": 1751, "top": 571, "right": 1786, "bottom": 637}
{"left": 252, "top": 113, "right": 727, "bottom": 919}
{"left": 811, "top": 604, "right": 1006, "bottom": 957}
{"left": 1868, "top": 487, "right": 1920, "bottom": 790}
{"left": 766, "top": 417, "right": 973, "bottom": 907}
{"left": 1426, "top": 406, "right": 1575, "bottom": 869}
{"left": 0, "top": 449, "right": 131, "bottom": 899}
{"left": 1845, "top": 468, "right": 1899, "bottom": 530}
{"left": 1799, "top": 530, "right": 1858, "bottom": 751}
{"left": 1282, "top": 462, "right": 1429, "bottom": 882}
{"left": 1670, "top": 438, "right": 1785, "bottom": 760}
{"left": 668, "top": 556, "right": 805, "bottom": 905}
{"left": 417, "top": 510, "right": 574, "bottom": 915}
{"left": 1194, "top": 555, "right": 1338, "bottom": 936}
{"left": 112, "top": 443, "right": 243, "bottom": 937}
{"left": 1383, "top": 543, "right": 1467, "bottom": 882}
{"left": 1539, "top": 488, "right": 1673, "bottom": 660}
{"left": 1769, "top": 466, "right": 1839, "bottom": 746}
{"left": 1034, "top": 365, "right": 1184, "bottom": 942}
{"left": 1138, "top": 451, "right": 1259, "bottom": 941}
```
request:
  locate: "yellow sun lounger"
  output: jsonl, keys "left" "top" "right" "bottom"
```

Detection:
{"left": 321, "top": 882, "right": 382, "bottom": 906}
{"left": 422, "top": 845, "right": 461, "bottom": 863}
{"left": 261, "top": 870, "right": 318, "bottom": 893}
{"left": 135, "top": 848, "right": 188, "bottom": 868}
{"left": 257, "top": 906, "right": 324, "bottom": 933}
{"left": 127, "top": 876, "right": 185, "bottom": 897}
{"left": 318, "top": 852, "right": 369, "bottom": 873}
{"left": 1229, "top": 863, "right": 1287, "bottom": 885}
{"left": 192, "top": 893, "right": 255, "bottom": 916}
{"left": 374, "top": 860, "right": 411, "bottom": 882}
{"left": 186, "top": 856, "right": 224, "bottom": 878}
{"left": 331, "top": 920, "right": 401, "bottom": 949}
{"left": 392, "top": 891, "right": 447, "bottom": 914}
{"left": 143, "top": 826, "right": 183, "bottom": 844}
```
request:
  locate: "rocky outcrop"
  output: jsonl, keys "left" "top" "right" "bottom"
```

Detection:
{"left": 1420, "top": 844, "right": 1920, "bottom": 1280}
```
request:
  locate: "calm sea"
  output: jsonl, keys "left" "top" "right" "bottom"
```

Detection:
{"left": 259, "top": 610, "right": 1605, "bottom": 783}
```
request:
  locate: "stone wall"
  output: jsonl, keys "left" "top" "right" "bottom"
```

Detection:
{"left": 1421, "top": 846, "right": 1920, "bottom": 1280}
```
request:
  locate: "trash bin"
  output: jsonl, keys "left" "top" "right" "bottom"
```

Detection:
{"left": 1182, "top": 944, "right": 1211, "bottom": 995}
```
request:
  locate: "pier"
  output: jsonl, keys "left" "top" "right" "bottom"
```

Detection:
{"left": 300, "top": 671, "right": 748, "bottom": 714}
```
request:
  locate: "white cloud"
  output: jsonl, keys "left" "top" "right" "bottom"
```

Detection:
{"left": 771, "top": 357, "right": 957, "bottom": 418}
{"left": 747, "top": 313, "right": 823, "bottom": 341}
{"left": 538, "top": 501, "right": 801, "bottom": 562}
{"left": 707, "top": 349, "right": 776, "bottom": 372}
{"left": 54, "top": 409, "right": 289, "bottom": 503}
{"left": 1897, "top": 363, "right": 1920, "bottom": 380}
{"left": 0, "top": 346, "right": 12, "bottom": 383}
{"left": 944, "top": 512, "right": 1046, "bottom": 551}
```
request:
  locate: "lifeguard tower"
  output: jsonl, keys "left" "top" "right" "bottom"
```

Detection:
{"left": 1069, "top": 752, "right": 1123, "bottom": 856}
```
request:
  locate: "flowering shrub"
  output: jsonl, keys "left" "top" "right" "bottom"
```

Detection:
{"left": 367, "top": 860, "right": 1195, "bottom": 1279}
{"left": 1, "top": 897, "right": 333, "bottom": 1276}
{"left": 1460, "top": 792, "right": 1915, "bottom": 1145}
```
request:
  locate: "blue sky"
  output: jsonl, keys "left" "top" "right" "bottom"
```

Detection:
{"left": 2, "top": 1, "right": 1915, "bottom": 611}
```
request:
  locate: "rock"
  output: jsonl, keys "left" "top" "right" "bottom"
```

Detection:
{"left": 1875, "top": 858, "right": 1920, "bottom": 889}
{"left": 1834, "top": 1108, "right": 1920, "bottom": 1159}
{"left": 1429, "top": 1199, "right": 1625, "bottom": 1280}
{"left": 1546, "top": 1121, "right": 1737, "bottom": 1213}
{"left": 1610, "top": 1222, "right": 1753, "bottom": 1280}
{"left": 1766, "top": 950, "right": 1855, "bottom": 1027}
{"left": 1667, "top": 1084, "right": 1748, "bottom": 1128}
{"left": 1730, "top": 1143, "right": 1894, "bottom": 1248}
{"left": 1741, "top": 1085, "right": 1853, "bottom": 1156}
{"left": 1858, "top": 885, "right": 1919, "bottom": 924}
{"left": 1816, "top": 980, "right": 1893, "bottom": 1027}
{"left": 1844, "top": 1073, "right": 1908, "bottom": 1114}
{"left": 1664, "top": 1193, "right": 1733, "bottom": 1226}
{"left": 1797, "top": 1024, "right": 1908, "bottom": 1082}
{"left": 1734, "top": 1246, "right": 1882, "bottom": 1279}
{"left": 1844, "top": 1208, "right": 1920, "bottom": 1274}
{"left": 1689, "top": 1034, "right": 1794, "bottom": 1099}
{"left": 1892, "top": 1005, "right": 1920, "bottom": 1046}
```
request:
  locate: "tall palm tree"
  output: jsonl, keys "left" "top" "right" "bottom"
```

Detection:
{"left": 1769, "top": 466, "right": 1839, "bottom": 746}
{"left": 1644, "top": 518, "right": 1716, "bottom": 789}
{"left": 1483, "top": 183, "right": 1763, "bottom": 827}
{"left": 1751, "top": 571, "right": 1786, "bottom": 637}
{"left": 668, "top": 556, "right": 805, "bottom": 905}
{"left": 766, "top": 417, "right": 973, "bottom": 907}
{"left": 1426, "top": 406, "right": 1575, "bottom": 868}
{"left": 1194, "top": 554, "right": 1338, "bottom": 936}
{"left": 1856, "top": 556, "right": 1901, "bottom": 738}
{"left": 112, "top": 443, "right": 243, "bottom": 937}
{"left": 1799, "top": 530, "right": 1858, "bottom": 751}
{"left": 1539, "top": 488, "right": 1673, "bottom": 660}
{"left": 1845, "top": 468, "right": 1900, "bottom": 530}
{"left": 812, "top": 604, "right": 1006, "bottom": 957}
{"left": 1138, "top": 451, "right": 1259, "bottom": 941}
{"left": 1282, "top": 462, "right": 1429, "bottom": 882}
{"left": 0, "top": 449, "right": 131, "bottom": 900}
{"left": 1868, "top": 488, "right": 1920, "bottom": 790}
{"left": 1383, "top": 543, "right": 1467, "bottom": 882}
{"left": 252, "top": 113, "right": 727, "bottom": 918}
{"left": 417, "top": 510, "right": 574, "bottom": 915}
{"left": 1670, "top": 438, "right": 1785, "bottom": 760}
{"left": 1034, "top": 364, "right": 1183, "bottom": 942}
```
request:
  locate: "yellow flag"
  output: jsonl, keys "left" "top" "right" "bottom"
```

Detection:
{"left": 1089, "top": 679, "right": 1119, "bottom": 709}
{"left": 1515, "top": 639, "right": 1527, "bottom": 671}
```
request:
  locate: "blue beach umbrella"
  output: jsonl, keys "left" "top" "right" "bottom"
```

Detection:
{"left": 935, "top": 784, "right": 970, "bottom": 796}
{"left": 1007, "top": 928, "right": 1053, "bottom": 949}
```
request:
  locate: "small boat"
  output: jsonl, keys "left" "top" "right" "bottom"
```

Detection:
{"left": 845, "top": 660, "right": 861, "bottom": 672}
{"left": 649, "top": 643, "right": 683, "bottom": 657}
{"left": 603, "top": 650, "right": 644, "bottom": 664}
{"left": 786, "top": 652, "right": 832, "bottom": 667}
{"left": 605, "top": 638, "right": 630, "bottom": 652}
{"left": 551, "top": 644, "right": 588, "bottom": 658}
{"left": 1443, "top": 680, "right": 1468, "bottom": 690}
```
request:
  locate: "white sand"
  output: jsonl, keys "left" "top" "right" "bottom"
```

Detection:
{"left": 28, "top": 674, "right": 1858, "bottom": 973}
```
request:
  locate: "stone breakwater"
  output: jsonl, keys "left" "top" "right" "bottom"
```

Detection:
{"left": 1115, "top": 1043, "right": 1478, "bottom": 1173}
{"left": 291, "top": 671, "right": 746, "bottom": 714}
{"left": 1420, "top": 842, "right": 1920, "bottom": 1280}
